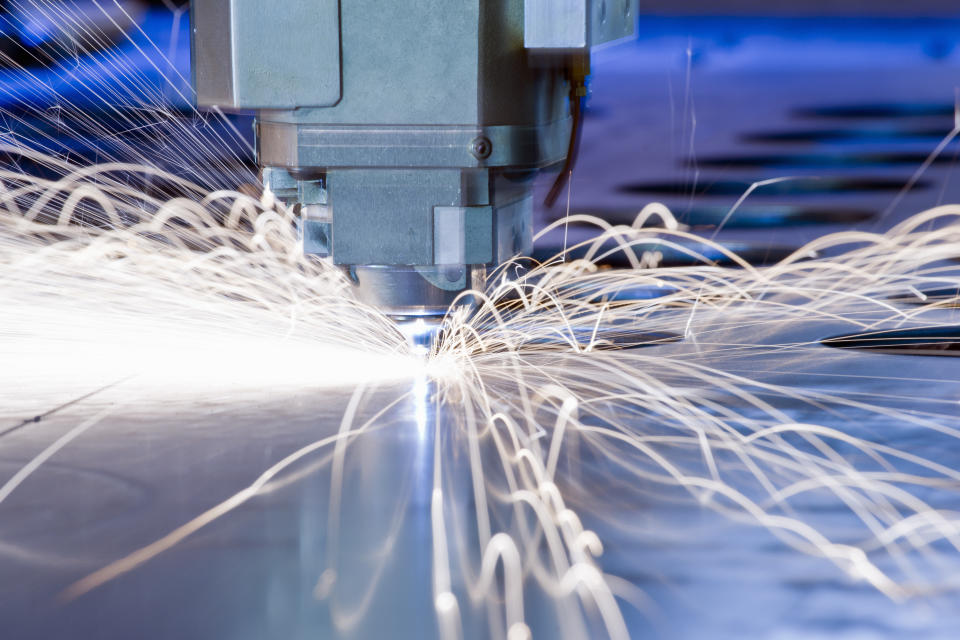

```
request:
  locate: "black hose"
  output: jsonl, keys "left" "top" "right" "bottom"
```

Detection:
{"left": 544, "top": 62, "right": 588, "bottom": 209}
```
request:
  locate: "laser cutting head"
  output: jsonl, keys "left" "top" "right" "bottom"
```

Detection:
{"left": 190, "top": 0, "right": 636, "bottom": 317}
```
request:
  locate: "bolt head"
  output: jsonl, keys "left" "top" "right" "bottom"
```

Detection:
{"left": 470, "top": 136, "right": 492, "bottom": 160}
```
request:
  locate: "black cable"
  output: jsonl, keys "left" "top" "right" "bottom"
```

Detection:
{"left": 544, "top": 91, "right": 584, "bottom": 209}
{"left": 545, "top": 55, "right": 590, "bottom": 208}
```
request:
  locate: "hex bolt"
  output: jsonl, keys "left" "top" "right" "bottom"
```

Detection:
{"left": 470, "top": 136, "right": 492, "bottom": 160}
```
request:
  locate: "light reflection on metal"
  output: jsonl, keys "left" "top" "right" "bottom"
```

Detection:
{"left": 413, "top": 371, "right": 430, "bottom": 440}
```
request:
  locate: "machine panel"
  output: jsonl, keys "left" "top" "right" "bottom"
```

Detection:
{"left": 190, "top": 0, "right": 342, "bottom": 109}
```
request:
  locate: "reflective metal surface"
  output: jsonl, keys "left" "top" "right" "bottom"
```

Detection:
{"left": 344, "top": 265, "right": 486, "bottom": 317}
{"left": 0, "top": 380, "right": 439, "bottom": 639}
{"left": 256, "top": 121, "right": 572, "bottom": 170}
{"left": 3, "top": 319, "right": 960, "bottom": 638}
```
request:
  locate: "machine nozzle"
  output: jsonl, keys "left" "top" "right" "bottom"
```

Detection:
{"left": 342, "top": 264, "right": 485, "bottom": 319}
{"left": 394, "top": 315, "right": 445, "bottom": 355}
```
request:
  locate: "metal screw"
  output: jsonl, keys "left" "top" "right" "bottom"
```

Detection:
{"left": 470, "top": 136, "right": 492, "bottom": 160}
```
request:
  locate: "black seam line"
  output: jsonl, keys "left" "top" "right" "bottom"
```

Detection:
{"left": 0, "top": 375, "right": 135, "bottom": 440}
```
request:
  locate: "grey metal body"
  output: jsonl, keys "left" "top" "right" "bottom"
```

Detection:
{"left": 190, "top": 0, "right": 636, "bottom": 315}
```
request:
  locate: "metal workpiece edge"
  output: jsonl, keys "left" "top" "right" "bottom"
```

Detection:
{"left": 256, "top": 119, "right": 572, "bottom": 170}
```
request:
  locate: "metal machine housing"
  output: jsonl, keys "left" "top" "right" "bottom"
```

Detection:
{"left": 190, "top": 0, "right": 636, "bottom": 316}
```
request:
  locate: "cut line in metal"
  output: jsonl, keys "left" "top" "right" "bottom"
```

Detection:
{"left": 741, "top": 127, "right": 952, "bottom": 145}
{"left": 689, "top": 152, "right": 959, "bottom": 170}
{"left": 888, "top": 285, "right": 960, "bottom": 306}
{"left": 821, "top": 327, "right": 960, "bottom": 357}
{"left": 617, "top": 177, "right": 927, "bottom": 197}
{"left": 0, "top": 376, "right": 133, "bottom": 440}
{"left": 794, "top": 102, "right": 955, "bottom": 120}
{"left": 557, "top": 206, "right": 875, "bottom": 229}
{"left": 533, "top": 239, "right": 802, "bottom": 268}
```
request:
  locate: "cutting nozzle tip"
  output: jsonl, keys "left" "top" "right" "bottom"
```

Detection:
{"left": 393, "top": 316, "right": 443, "bottom": 355}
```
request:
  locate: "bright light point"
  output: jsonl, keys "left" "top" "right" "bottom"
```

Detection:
{"left": 424, "top": 352, "right": 460, "bottom": 382}
{"left": 413, "top": 371, "right": 429, "bottom": 438}
{"left": 394, "top": 316, "right": 441, "bottom": 355}
{"left": 435, "top": 591, "right": 458, "bottom": 613}
{"left": 260, "top": 185, "right": 276, "bottom": 209}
